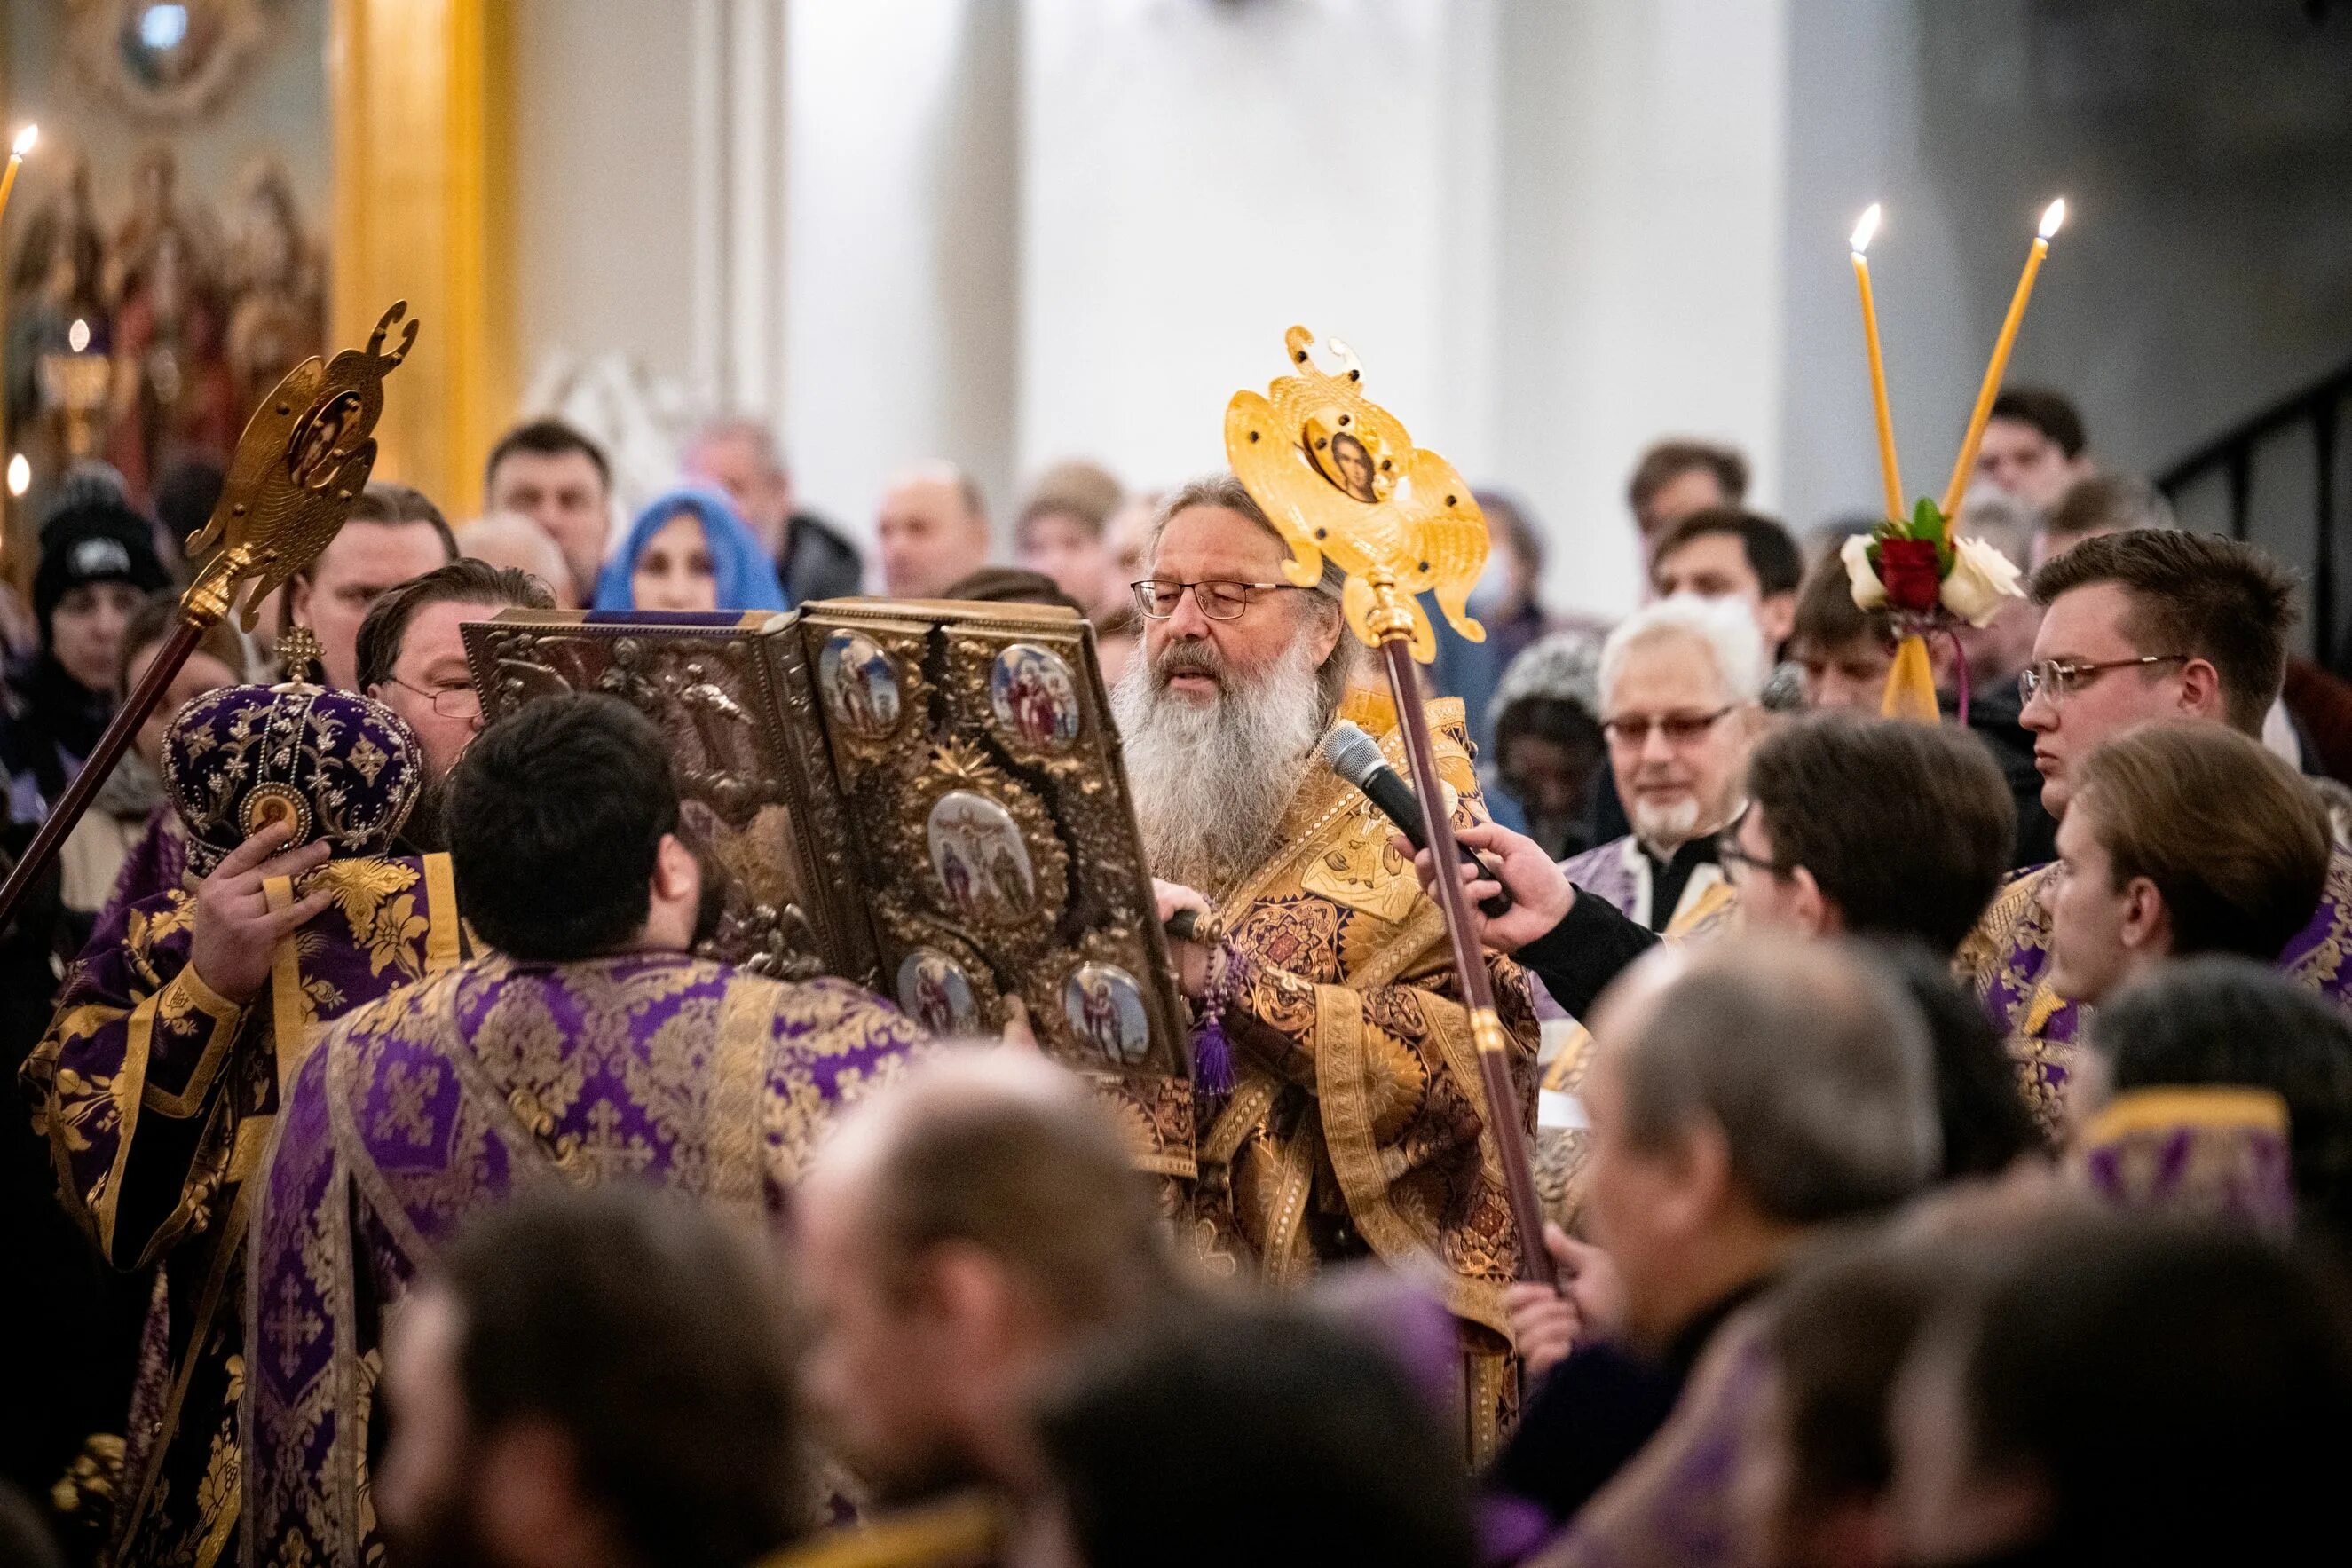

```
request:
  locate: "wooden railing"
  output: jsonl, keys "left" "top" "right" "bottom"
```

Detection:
{"left": 2159, "top": 359, "right": 2352, "bottom": 669}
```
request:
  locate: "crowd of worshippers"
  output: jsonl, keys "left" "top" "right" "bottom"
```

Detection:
{"left": 1, "top": 386, "right": 2351, "bottom": 1568}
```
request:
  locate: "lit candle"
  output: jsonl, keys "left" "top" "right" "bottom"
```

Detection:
{"left": 5, "top": 454, "right": 26, "bottom": 499}
{"left": 1942, "top": 198, "right": 2066, "bottom": 518}
{"left": 0, "top": 125, "right": 37, "bottom": 232}
{"left": 67, "top": 318, "right": 89, "bottom": 354}
{"left": 1849, "top": 202, "right": 1905, "bottom": 523}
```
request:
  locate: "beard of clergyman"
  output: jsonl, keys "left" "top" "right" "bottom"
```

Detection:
{"left": 1113, "top": 627, "right": 1330, "bottom": 894}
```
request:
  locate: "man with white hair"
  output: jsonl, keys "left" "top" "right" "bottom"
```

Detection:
{"left": 1559, "top": 596, "right": 1766, "bottom": 942}
{"left": 1120, "top": 472, "right": 1542, "bottom": 1463}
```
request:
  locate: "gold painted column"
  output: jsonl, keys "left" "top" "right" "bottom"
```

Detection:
{"left": 331, "top": 0, "right": 513, "bottom": 516}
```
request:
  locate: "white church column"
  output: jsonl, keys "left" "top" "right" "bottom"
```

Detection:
{"left": 1017, "top": 0, "right": 1503, "bottom": 498}
{"left": 780, "top": 0, "right": 1023, "bottom": 542}
{"left": 1492, "top": 0, "right": 1792, "bottom": 621}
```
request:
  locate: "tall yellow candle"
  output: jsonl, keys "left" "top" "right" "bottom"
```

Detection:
{"left": 1943, "top": 198, "right": 2066, "bottom": 518}
{"left": 0, "top": 125, "right": 37, "bottom": 231}
{"left": 1849, "top": 203, "right": 1905, "bottom": 523}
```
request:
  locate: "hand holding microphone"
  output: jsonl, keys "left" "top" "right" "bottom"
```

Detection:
{"left": 1395, "top": 818, "right": 1578, "bottom": 956}
{"left": 1322, "top": 721, "right": 1514, "bottom": 918}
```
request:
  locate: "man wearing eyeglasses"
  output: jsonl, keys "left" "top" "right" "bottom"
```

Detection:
{"left": 1113, "top": 471, "right": 1542, "bottom": 1462}
{"left": 1961, "top": 528, "right": 2352, "bottom": 1107}
{"left": 1555, "top": 596, "right": 1767, "bottom": 950}
{"left": 356, "top": 559, "right": 559, "bottom": 792}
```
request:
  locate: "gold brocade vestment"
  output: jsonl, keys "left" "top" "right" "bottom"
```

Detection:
{"left": 1187, "top": 697, "right": 1542, "bottom": 1462}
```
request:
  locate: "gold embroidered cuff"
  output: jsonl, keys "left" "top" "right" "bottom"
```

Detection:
{"left": 138, "top": 967, "right": 250, "bottom": 1118}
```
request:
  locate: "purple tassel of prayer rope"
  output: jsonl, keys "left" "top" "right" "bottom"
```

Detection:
{"left": 1193, "top": 1013, "right": 1235, "bottom": 1099}
{"left": 1192, "top": 941, "right": 1244, "bottom": 1099}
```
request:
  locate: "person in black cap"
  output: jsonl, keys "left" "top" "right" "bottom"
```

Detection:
{"left": 1, "top": 497, "right": 173, "bottom": 824}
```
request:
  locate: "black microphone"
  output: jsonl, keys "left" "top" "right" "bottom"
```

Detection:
{"left": 1322, "top": 721, "right": 1513, "bottom": 918}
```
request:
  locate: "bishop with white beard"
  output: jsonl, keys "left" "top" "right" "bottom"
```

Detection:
{"left": 1114, "top": 474, "right": 1542, "bottom": 1462}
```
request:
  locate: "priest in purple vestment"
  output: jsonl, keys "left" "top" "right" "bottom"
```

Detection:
{"left": 241, "top": 691, "right": 924, "bottom": 1568}
{"left": 22, "top": 682, "right": 457, "bottom": 1566}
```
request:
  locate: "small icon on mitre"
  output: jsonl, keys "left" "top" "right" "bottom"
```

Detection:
{"left": 1224, "top": 327, "right": 1488, "bottom": 663}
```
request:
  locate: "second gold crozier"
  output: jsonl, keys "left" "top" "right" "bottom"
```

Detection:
{"left": 1132, "top": 327, "right": 1545, "bottom": 1461}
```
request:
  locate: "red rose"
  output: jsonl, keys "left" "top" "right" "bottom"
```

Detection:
{"left": 1875, "top": 537, "right": 1943, "bottom": 615}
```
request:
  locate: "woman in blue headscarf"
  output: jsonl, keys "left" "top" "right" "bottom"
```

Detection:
{"left": 593, "top": 487, "right": 790, "bottom": 612}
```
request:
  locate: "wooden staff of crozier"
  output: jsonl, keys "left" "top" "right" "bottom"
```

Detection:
{"left": 0, "top": 302, "right": 419, "bottom": 934}
{"left": 1227, "top": 326, "right": 1553, "bottom": 1285}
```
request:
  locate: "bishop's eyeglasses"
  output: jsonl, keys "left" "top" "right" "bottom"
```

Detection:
{"left": 1131, "top": 579, "right": 1310, "bottom": 621}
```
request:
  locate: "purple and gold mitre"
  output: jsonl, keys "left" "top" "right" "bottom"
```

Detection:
{"left": 162, "top": 682, "right": 424, "bottom": 876}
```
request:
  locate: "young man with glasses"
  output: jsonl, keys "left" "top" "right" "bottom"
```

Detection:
{"left": 1961, "top": 528, "right": 2352, "bottom": 1114}
{"left": 356, "top": 559, "right": 557, "bottom": 782}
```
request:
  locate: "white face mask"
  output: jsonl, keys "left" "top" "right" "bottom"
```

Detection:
{"left": 1468, "top": 548, "right": 1517, "bottom": 619}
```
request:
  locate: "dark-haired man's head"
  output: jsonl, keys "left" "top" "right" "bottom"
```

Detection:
{"left": 485, "top": 420, "right": 613, "bottom": 599}
{"left": 2088, "top": 958, "right": 2352, "bottom": 1243}
{"left": 796, "top": 1052, "right": 1177, "bottom": 1505}
{"left": 1627, "top": 439, "right": 1749, "bottom": 565}
{"left": 1889, "top": 1217, "right": 2352, "bottom": 1565}
{"left": 359, "top": 559, "right": 557, "bottom": 781}
{"left": 2043, "top": 724, "right": 2329, "bottom": 1007}
{"left": 1872, "top": 942, "right": 2048, "bottom": 1182}
{"left": 1788, "top": 551, "right": 1895, "bottom": 713}
{"left": 1977, "top": 387, "right": 2091, "bottom": 511}
{"left": 1023, "top": 1306, "right": 1476, "bottom": 1568}
{"left": 1582, "top": 937, "right": 1939, "bottom": 1352}
{"left": 2031, "top": 471, "right": 2174, "bottom": 572}
{"left": 288, "top": 482, "right": 459, "bottom": 690}
{"left": 2021, "top": 528, "right": 2296, "bottom": 815}
{"left": 376, "top": 1184, "right": 809, "bottom": 1568}
{"left": 1650, "top": 507, "right": 1803, "bottom": 650}
{"left": 446, "top": 695, "right": 699, "bottom": 962}
{"left": 1728, "top": 713, "right": 2016, "bottom": 956}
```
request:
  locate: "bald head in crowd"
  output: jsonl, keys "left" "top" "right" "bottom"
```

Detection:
{"left": 877, "top": 464, "right": 992, "bottom": 599}
{"left": 457, "top": 513, "right": 580, "bottom": 608}
{"left": 794, "top": 1052, "right": 1176, "bottom": 1504}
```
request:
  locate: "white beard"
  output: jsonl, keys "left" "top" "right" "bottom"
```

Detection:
{"left": 1113, "top": 634, "right": 1327, "bottom": 894}
{"left": 1630, "top": 794, "right": 1701, "bottom": 853}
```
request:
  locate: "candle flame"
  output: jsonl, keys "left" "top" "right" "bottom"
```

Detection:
{"left": 67, "top": 319, "right": 90, "bottom": 353}
{"left": 2039, "top": 198, "right": 2067, "bottom": 240}
{"left": 7, "top": 454, "right": 28, "bottom": 499}
{"left": 1850, "top": 202, "right": 1882, "bottom": 255}
{"left": 11, "top": 124, "right": 35, "bottom": 158}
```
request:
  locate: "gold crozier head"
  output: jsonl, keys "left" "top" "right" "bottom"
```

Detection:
{"left": 1223, "top": 326, "right": 1488, "bottom": 661}
{"left": 184, "top": 301, "right": 418, "bottom": 630}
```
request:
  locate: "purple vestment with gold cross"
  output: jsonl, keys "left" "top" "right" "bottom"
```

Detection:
{"left": 239, "top": 952, "right": 921, "bottom": 1567}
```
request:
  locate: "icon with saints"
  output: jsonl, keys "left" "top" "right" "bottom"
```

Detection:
{"left": 818, "top": 629, "right": 903, "bottom": 739}
{"left": 988, "top": 643, "right": 1080, "bottom": 752}
{"left": 895, "top": 948, "right": 979, "bottom": 1036}
{"left": 925, "top": 790, "right": 1036, "bottom": 922}
{"left": 1062, "top": 961, "right": 1149, "bottom": 1066}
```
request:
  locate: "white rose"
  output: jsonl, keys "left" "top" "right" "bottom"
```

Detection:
{"left": 1940, "top": 533, "right": 2026, "bottom": 627}
{"left": 1841, "top": 532, "right": 1887, "bottom": 611}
